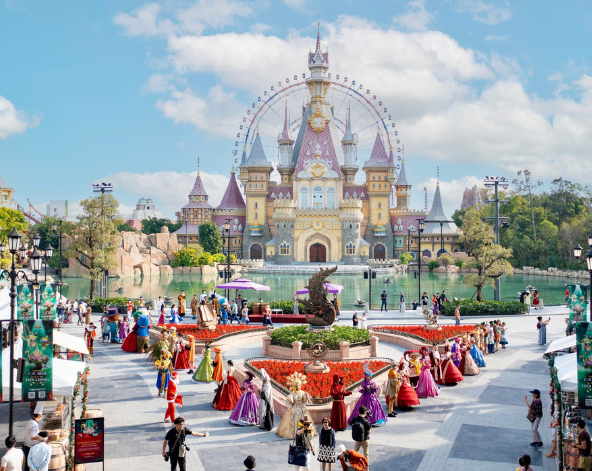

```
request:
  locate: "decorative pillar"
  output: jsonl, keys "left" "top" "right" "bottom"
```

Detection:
{"left": 292, "top": 340, "right": 302, "bottom": 359}
{"left": 339, "top": 341, "right": 350, "bottom": 360}
{"left": 370, "top": 336, "right": 379, "bottom": 358}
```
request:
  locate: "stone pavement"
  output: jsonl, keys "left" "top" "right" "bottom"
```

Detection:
{"left": 1, "top": 307, "right": 570, "bottom": 471}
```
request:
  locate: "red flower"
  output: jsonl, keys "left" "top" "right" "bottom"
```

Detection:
{"left": 372, "top": 325, "right": 476, "bottom": 344}
{"left": 156, "top": 324, "right": 267, "bottom": 342}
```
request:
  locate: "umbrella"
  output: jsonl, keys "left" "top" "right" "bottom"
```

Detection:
{"left": 216, "top": 279, "right": 271, "bottom": 291}
{"left": 296, "top": 283, "right": 344, "bottom": 295}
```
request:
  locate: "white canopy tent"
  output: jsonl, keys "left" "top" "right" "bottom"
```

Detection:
{"left": 53, "top": 331, "right": 89, "bottom": 355}
{"left": 0, "top": 286, "right": 10, "bottom": 322}
{"left": 546, "top": 335, "right": 576, "bottom": 354}
{"left": 555, "top": 353, "right": 577, "bottom": 393}
{"left": 1, "top": 340, "right": 86, "bottom": 401}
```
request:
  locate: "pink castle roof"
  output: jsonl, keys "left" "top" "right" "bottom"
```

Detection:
{"left": 294, "top": 124, "right": 341, "bottom": 177}
{"left": 217, "top": 170, "right": 246, "bottom": 210}
{"left": 212, "top": 215, "right": 246, "bottom": 235}
{"left": 267, "top": 186, "right": 293, "bottom": 201}
{"left": 363, "top": 132, "right": 390, "bottom": 168}
{"left": 342, "top": 186, "right": 368, "bottom": 200}
{"left": 189, "top": 172, "right": 208, "bottom": 197}
{"left": 391, "top": 214, "right": 425, "bottom": 233}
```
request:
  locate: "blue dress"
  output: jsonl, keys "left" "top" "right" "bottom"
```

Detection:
{"left": 538, "top": 324, "right": 547, "bottom": 345}
{"left": 470, "top": 344, "right": 486, "bottom": 367}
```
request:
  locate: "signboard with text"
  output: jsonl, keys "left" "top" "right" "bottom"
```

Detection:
{"left": 568, "top": 284, "right": 588, "bottom": 335}
{"left": 577, "top": 321, "right": 592, "bottom": 409}
{"left": 22, "top": 320, "right": 53, "bottom": 401}
{"left": 39, "top": 284, "right": 57, "bottom": 321}
{"left": 75, "top": 417, "right": 105, "bottom": 464}
{"left": 16, "top": 284, "right": 34, "bottom": 320}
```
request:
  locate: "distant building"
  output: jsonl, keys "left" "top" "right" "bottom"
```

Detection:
{"left": 420, "top": 183, "right": 462, "bottom": 258}
{"left": 47, "top": 200, "right": 69, "bottom": 218}
{"left": 0, "top": 175, "right": 16, "bottom": 208}
{"left": 122, "top": 198, "right": 164, "bottom": 230}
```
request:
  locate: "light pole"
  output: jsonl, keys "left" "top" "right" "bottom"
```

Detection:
{"left": 416, "top": 218, "right": 425, "bottom": 305}
{"left": 43, "top": 244, "right": 54, "bottom": 283}
{"left": 51, "top": 221, "right": 64, "bottom": 292}
{"left": 223, "top": 219, "right": 231, "bottom": 299}
{"left": 573, "top": 231, "right": 592, "bottom": 321}
{"left": 0, "top": 228, "right": 42, "bottom": 437}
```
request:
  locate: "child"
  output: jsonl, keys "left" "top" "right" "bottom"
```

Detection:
{"left": 119, "top": 318, "right": 129, "bottom": 342}
{"left": 158, "top": 303, "right": 166, "bottom": 325}
{"left": 500, "top": 322, "right": 508, "bottom": 349}
{"left": 84, "top": 323, "right": 97, "bottom": 354}
{"left": 101, "top": 316, "right": 110, "bottom": 343}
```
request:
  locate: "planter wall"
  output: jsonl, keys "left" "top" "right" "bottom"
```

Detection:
{"left": 261, "top": 333, "right": 378, "bottom": 360}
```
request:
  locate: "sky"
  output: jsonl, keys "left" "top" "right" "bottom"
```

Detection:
{"left": 1, "top": 0, "right": 592, "bottom": 219}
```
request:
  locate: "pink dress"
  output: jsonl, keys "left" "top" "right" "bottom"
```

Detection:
{"left": 119, "top": 321, "right": 128, "bottom": 341}
{"left": 416, "top": 358, "right": 439, "bottom": 398}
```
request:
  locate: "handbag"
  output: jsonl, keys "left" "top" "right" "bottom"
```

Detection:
{"left": 526, "top": 409, "right": 536, "bottom": 423}
{"left": 288, "top": 436, "right": 308, "bottom": 467}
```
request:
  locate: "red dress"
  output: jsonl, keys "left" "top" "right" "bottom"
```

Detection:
{"left": 121, "top": 323, "right": 139, "bottom": 353}
{"left": 438, "top": 355, "right": 464, "bottom": 385}
{"left": 215, "top": 371, "right": 242, "bottom": 410}
{"left": 329, "top": 374, "right": 352, "bottom": 431}
{"left": 174, "top": 346, "right": 190, "bottom": 370}
{"left": 396, "top": 371, "right": 420, "bottom": 407}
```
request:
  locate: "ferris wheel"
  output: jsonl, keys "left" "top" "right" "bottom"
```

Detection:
{"left": 232, "top": 72, "right": 403, "bottom": 184}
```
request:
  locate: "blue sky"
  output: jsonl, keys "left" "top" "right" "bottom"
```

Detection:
{"left": 1, "top": 0, "right": 592, "bottom": 218}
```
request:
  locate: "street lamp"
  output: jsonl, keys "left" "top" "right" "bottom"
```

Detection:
{"left": 32, "top": 232, "right": 40, "bottom": 249}
{"left": 51, "top": 220, "right": 64, "bottom": 290}
{"left": 223, "top": 219, "right": 231, "bottom": 299}
{"left": 44, "top": 244, "right": 54, "bottom": 283}
{"left": 416, "top": 218, "right": 425, "bottom": 306}
{"left": 0, "top": 227, "right": 42, "bottom": 438}
{"left": 573, "top": 237, "right": 592, "bottom": 322}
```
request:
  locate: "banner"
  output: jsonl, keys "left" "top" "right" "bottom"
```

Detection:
{"left": 22, "top": 320, "right": 53, "bottom": 401}
{"left": 568, "top": 284, "right": 588, "bottom": 335}
{"left": 16, "top": 284, "right": 34, "bottom": 320}
{"left": 0, "top": 321, "right": 2, "bottom": 403}
{"left": 75, "top": 417, "right": 105, "bottom": 464}
{"left": 39, "top": 284, "right": 57, "bottom": 321}
{"left": 577, "top": 322, "right": 592, "bottom": 408}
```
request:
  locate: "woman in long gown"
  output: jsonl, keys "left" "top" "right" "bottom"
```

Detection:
{"left": 396, "top": 358, "right": 420, "bottom": 408}
{"left": 215, "top": 360, "right": 242, "bottom": 411}
{"left": 438, "top": 343, "right": 464, "bottom": 385}
{"left": 257, "top": 368, "right": 274, "bottom": 431}
{"left": 276, "top": 372, "right": 314, "bottom": 439}
{"left": 229, "top": 371, "right": 260, "bottom": 426}
{"left": 330, "top": 374, "right": 352, "bottom": 431}
{"left": 173, "top": 337, "right": 190, "bottom": 371}
{"left": 212, "top": 347, "right": 224, "bottom": 383}
{"left": 537, "top": 316, "right": 550, "bottom": 345}
{"left": 416, "top": 349, "right": 439, "bottom": 398}
{"left": 384, "top": 363, "right": 399, "bottom": 417}
{"left": 470, "top": 334, "right": 486, "bottom": 367}
{"left": 121, "top": 321, "right": 139, "bottom": 352}
{"left": 347, "top": 363, "right": 388, "bottom": 427}
{"left": 460, "top": 340, "right": 480, "bottom": 376}
{"left": 191, "top": 345, "right": 214, "bottom": 383}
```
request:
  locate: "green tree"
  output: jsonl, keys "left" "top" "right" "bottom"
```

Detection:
{"left": 436, "top": 254, "right": 454, "bottom": 267}
{"left": 198, "top": 221, "right": 223, "bottom": 254}
{"left": 66, "top": 194, "right": 121, "bottom": 299}
{"left": 428, "top": 260, "right": 438, "bottom": 271}
{"left": 117, "top": 222, "right": 137, "bottom": 232}
{"left": 460, "top": 208, "right": 514, "bottom": 301}
{"left": 172, "top": 248, "right": 200, "bottom": 267}
{"left": 32, "top": 216, "right": 76, "bottom": 267}
{"left": 512, "top": 169, "right": 543, "bottom": 241}
{"left": 399, "top": 252, "right": 413, "bottom": 265}
{"left": 0, "top": 207, "right": 28, "bottom": 243}
{"left": 142, "top": 217, "right": 182, "bottom": 235}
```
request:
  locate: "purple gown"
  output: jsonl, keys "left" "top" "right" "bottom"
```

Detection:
{"left": 416, "top": 358, "right": 439, "bottom": 398}
{"left": 451, "top": 343, "right": 462, "bottom": 368}
{"left": 347, "top": 378, "right": 388, "bottom": 427}
{"left": 229, "top": 380, "right": 260, "bottom": 426}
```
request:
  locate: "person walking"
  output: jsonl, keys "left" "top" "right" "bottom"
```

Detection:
{"left": 335, "top": 445, "right": 368, "bottom": 471}
{"left": 352, "top": 311, "right": 359, "bottom": 328}
{"left": 421, "top": 292, "right": 429, "bottom": 311}
{"left": 399, "top": 292, "right": 405, "bottom": 313}
{"left": 537, "top": 317, "right": 550, "bottom": 345}
{"left": 575, "top": 419, "right": 591, "bottom": 471}
{"left": 351, "top": 406, "right": 371, "bottom": 463}
{"left": 525, "top": 389, "right": 543, "bottom": 447}
{"left": 1, "top": 436, "right": 24, "bottom": 471}
{"left": 454, "top": 305, "right": 461, "bottom": 326}
{"left": 22, "top": 414, "right": 42, "bottom": 471}
{"left": 190, "top": 295, "right": 198, "bottom": 320}
{"left": 380, "top": 291, "right": 387, "bottom": 312}
{"left": 26, "top": 432, "right": 51, "bottom": 471}
{"left": 317, "top": 417, "right": 336, "bottom": 471}
{"left": 293, "top": 415, "right": 315, "bottom": 471}
{"left": 229, "top": 300, "right": 240, "bottom": 324}
{"left": 162, "top": 417, "right": 209, "bottom": 471}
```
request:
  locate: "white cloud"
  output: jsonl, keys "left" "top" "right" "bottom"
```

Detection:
{"left": 97, "top": 171, "right": 230, "bottom": 217}
{"left": 417, "top": 176, "right": 484, "bottom": 214}
{"left": 454, "top": 0, "right": 512, "bottom": 25}
{"left": 113, "top": 3, "right": 173, "bottom": 37}
{"left": 282, "top": 0, "right": 309, "bottom": 10}
{"left": 393, "top": 0, "right": 435, "bottom": 32}
{"left": 0, "top": 95, "right": 39, "bottom": 139}
{"left": 484, "top": 34, "right": 508, "bottom": 42}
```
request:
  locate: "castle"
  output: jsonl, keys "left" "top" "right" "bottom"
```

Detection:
{"left": 175, "top": 31, "right": 461, "bottom": 263}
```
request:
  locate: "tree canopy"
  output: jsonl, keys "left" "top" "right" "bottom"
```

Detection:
{"left": 198, "top": 221, "right": 223, "bottom": 254}
{"left": 142, "top": 217, "right": 182, "bottom": 235}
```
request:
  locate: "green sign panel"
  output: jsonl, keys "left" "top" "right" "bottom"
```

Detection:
{"left": 568, "top": 284, "right": 588, "bottom": 335}
{"left": 22, "top": 320, "right": 53, "bottom": 401}
{"left": 16, "top": 284, "right": 34, "bottom": 320}
{"left": 39, "top": 284, "right": 57, "bottom": 321}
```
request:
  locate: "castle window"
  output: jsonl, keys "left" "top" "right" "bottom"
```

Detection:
{"left": 378, "top": 213, "right": 382, "bottom": 219}
{"left": 378, "top": 202, "right": 381, "bottom": 209}
{"left": 249, "top": 176, "right": 252, "bottom": 180}
{"left": 300, "top": 187, "right": 308, "bottom": 209}
{"left": 255, "top": 213, "right": 258, "bottom": 219}
{"left": 378, "top": 184, "right": 381, "bottom": 189}
{"left": 378, "top": 176, "right": 381, "bottom": 180}
{"left": 346, "top": 243, "right": 355, "bottom": 255}
{"left": 372, "top": 184, "right": 375, "bottom": 189}
{"left": 249, "top": 184, "right": 252, "bottom": 189}
{"left": 313, "top": 187, "right": 323, "bottom": 210}
{"left": 327, "top": 187, "right": 335, "bottom": 209}
{"left": 280, "top": 243, "right": 291, "bottom": 255}
{"left": 255, "top": 202, "right": 258, "bottom": 209}
{"left": 255, "top": 175, "right": 258, "bottom": 180}
{"left": 372, "top": 175, "right": 375, "bottom": 180}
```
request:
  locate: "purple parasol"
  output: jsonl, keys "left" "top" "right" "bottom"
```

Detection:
{"left": 295, "top": 283, "right": 344, "bottom": 295}
{"left": 216, "top": 278, "right": 271, "bottom": 291}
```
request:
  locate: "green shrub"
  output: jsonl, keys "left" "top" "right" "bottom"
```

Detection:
{"left": 87, "top": 297, "right": 138, "bottom": 313}
{"left": 246, "top": 300, "right": 307, "bottom": 314}
{"left": 399, "top": 252, "right": 413, "bottom": 265}
{"left": 270, "top": 325, "right": 370, "bottom": 349}
{"left": 440, "top": 299, "right": 528, "bottom": 316}
{"left": 197, "top": 252, "right": 215, "bottom": 266}
{"left": 455, "top": 259, "right": 464, "bottom": 268}
{"left": 212, "top": 253, "right": 226, "bottom": 264}
{"left": 172, "top": 248, "right": 200, "bottom": 267}
{"left": 428, "top": 260, "right": 438, "bottom": 271}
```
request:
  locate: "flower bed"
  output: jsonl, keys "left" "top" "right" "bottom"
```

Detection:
{"left": 156, "top": 324, "right": 269, "bottom": 342}
{"left": 370, "top": 325, "right": 476, "bottom": 345}
{"left": 270, "top": 325, "right": 370, "bottom": 349}
{"left": 246, "top": 358, "right": 391, "bottom": 403}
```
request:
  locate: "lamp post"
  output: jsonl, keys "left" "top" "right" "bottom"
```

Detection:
{"left": 224, "top": 219, "right": 231, "bottom": 300}
{"left": 51, "top": 220, "right": 64, "bottom": 293}
{"left": 43, "top": 244, "right": 54, "bottom": 283}
{"left": 573, "top": 231, "right": 592, "bottom": 321}
{"left": 184, "top": 208, "right": 189, "bottom": 250}
{"left": 0, "top": 228, "right": 42, "bottom": 438}
{"left": 416, "top": 218, "right": 425, "bottom": 305}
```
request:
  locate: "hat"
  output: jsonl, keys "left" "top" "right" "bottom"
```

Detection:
{"left": 335, "top": 444, "right": 347, "bottom": 456}
{"left": 529, "top": 389, "right": 541, "bottom": 395}
{"left": 244, "top": 456, "right": 256, "bottom": 469}
{"left": 171, "top": 372, "right": 179, "bottom": 379}
{"left": 302, "top": 414, "right": 313, "bottom": 424}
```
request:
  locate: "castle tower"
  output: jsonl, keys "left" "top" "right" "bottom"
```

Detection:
{"left": 277, "top": 103, "right": 295, "bottom": 185}
{"left": 340, "top": 107, "right": 358, "bottom": 184}
{"left": 339, "top": 198, "right": 363, "bottom": 265}
{"left": 174, "top": 164, "right": 212, "bottom": 247}
{"left": 422, "top": 179, "right": 460, "bottom": 257}
{"left": 306, "top": 26, "right": 330, "bottom": 104}
{"left": 213, "top": 167, "right": 247, "bottom": 257}
{"left": 395, "top": 159, "right": 411, "bottom": 211}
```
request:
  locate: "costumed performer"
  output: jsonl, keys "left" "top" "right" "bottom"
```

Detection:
{"left": 407, "top": 352, "right": 421, "bottom": 387}
{"left": 438, "top": 342, "right": 464, "bottom": 385}
{"left": 416, "top": 347, "right": 439, "bottom": 398}
{"left": 335, "top": 444, "right": 368, "bottom": 471}
{"left": 192, "top": 345, "right": 214, "bottom": 383}
{"left": 257, "top": 368, "right": 274, "bottom": 431}
{"left": 109, "top": 313, "right": 120, "bottom": 343}
{"left": 450, "top": 338, "right": 462, "bottom": 367}
{"left": 276, "top": 372, "right": 314, "bottom": 439}
{"left": 215, "top": 360, "right": 242, "bottom": 411}
{"left": 178, "top": 291, "right": 187, "bottom": 318}
{"left": 156, "top": 350, "right": 172, "bottom": 397}
{"left": 347, "top": 363, "right": 388, "bottom": 427}
{"left": 212, "top": 347, "right": 224, "bottom": 383}
{"left": 396, "top": 357, "right": 420, "bottom": 408}
{"left": 384, "top": 362, "right": 399, "bottom": 417}
{"left": 158, "top": 303, "right": 165, "bottom": 325}
{"left": 429, "top": 344, "right": 442, "bottom": 383}
{"left": 84, "top": 323, "right": 97, "bottom": 354}
{"left": 119, "top": 318, "right": 129, "bottom": 342}
{"left": 229, "top": 371, "right": 260, "bottom": 426}
{"left": 330, "top": 374, "right": 352, "bottom": 431}
{"left": 460, "top": 338, "right": 480, "bottom": 376}
{"left": 186, "top": 335, "right": 196, "bottom": 374}
{"left": 121, "top": 311, "right": 141, "bottom": 352}
{"left": 164, "top": 371, "right": 183, "bottom": 423}
{"left": 173, "top": 335, "right": 191, "bottom": 371}
{"left": 470, "top": 334, "right": 486, "bottom": 367}
{"left": 191, "top": 295, "right": 198, "bottom": 320}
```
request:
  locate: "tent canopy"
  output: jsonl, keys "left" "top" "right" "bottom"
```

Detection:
{"left": 555, "top": 353, "right": 577, "bottom": 393}
{"left": 546, "top": 335, "right": 576, "bottom": 354}
{"left": 296, "top": 283, "right": 344, "bottom": 296}
{"left": 54, "top": 331, "right": 89, "bottom": 355}
{"left": 216, "top": 279, "right": 270, "bottom": 291}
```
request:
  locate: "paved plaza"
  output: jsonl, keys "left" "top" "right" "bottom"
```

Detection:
{"left": 1, "top": 307, "right": 570, "bottom": 471}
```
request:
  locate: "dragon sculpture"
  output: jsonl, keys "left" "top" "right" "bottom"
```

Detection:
{"left": 298, "top": 266, "right": 338, "bottom": 327}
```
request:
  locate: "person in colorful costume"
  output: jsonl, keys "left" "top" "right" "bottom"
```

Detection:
{"left": 276, "top": 372, "right": 314, "bottom": 439}
{"left": 438, "top": 342, "right": 464, "bottom": 385}
{"left": 229, "top": 371, "right": 260, "bottom": 426}
{"left": 330, "top": 374, "right": 352, "bottom": 431}
{"left": 212, "top": 347, "right": 224, "bottom": 383}
{"left": 186, "top": 335, "right": 196, "bottom": 374}
{"left": 470, "top": 333, "right": 486, "bottom": 367}
{"left": 191, "top": 345, "right": 214, "bottom": 383}
{"left": 429, "top": 344, "right": 442, "bottom": 383}
{"left": 164, "top": 371, "right": 183, "bottom": 423}
{"left": 258, "top": 368, "right": 274, "bottom": 431}
{"left": 119, "top": 318, "right": 129, "bottom": 342}
{"left": 347, "top": 363, "right": 387, "bottom": 427}
{"left": 214, "top": 360, "right": 242, "bottom": 411}
{"left": 156, "top": 349, "right": 172, "bottom": 397}
{"left": 191, "top": 295, "right": 198, "bottom": 320}
{"left": 450, "top": 338, "right": 462, "bottom": 367}
{"left": 396, "top": 357, "right": 420, "bottom": 408}
{"left": 173, "top": 335, "right": 191, "bottom": 371}
{"left": 121, "top": 311, "right": 141, "bottom": 353}
{"left": 384, "top": 362, "right": 399, "bottom": 417}
{"left": 84, "top": 323, "right": 97, "bottom": 354}
{"left": 416, "top": 347, "right": 439, "bottom": 398}
{"left": 178, "top": 291, "right": 187, "bottom": 319}
{"left": 459, "top": 338, "right": 480, "bottom": 376}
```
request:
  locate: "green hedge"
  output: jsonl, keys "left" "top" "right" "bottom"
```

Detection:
{"left": 246, "top": 300, "right": 309, "bottom": 314}
{"left": 87, "top": 297, "right": 138, "bottom": 313}
{"left": 440, "top": 299, "right": 528, "bottom": 316}
{"left": 270, "top": 325, "right": 370, "bottom": 349}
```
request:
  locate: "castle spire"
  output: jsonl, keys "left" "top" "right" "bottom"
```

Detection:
{"left": 278, "top": 101, "right": 293, "bottom": 143}
{"left": 315, "top": 22, "right": 321, "bottom": 51}
{"left": 341, "top": 106, "right": 355, "bottom": 143}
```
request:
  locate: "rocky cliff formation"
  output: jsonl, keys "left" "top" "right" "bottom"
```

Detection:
{"left": 461, "top": 185, "right": 484, "bottom": 209}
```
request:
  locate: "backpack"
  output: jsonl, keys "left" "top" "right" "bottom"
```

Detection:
{"left": 351, "top": 420, "right": 365, "bottom": 442}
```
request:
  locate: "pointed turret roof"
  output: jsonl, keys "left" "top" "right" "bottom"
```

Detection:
{"left": 315, "top": 23, "right": 321, "bottom": 51}
{"left": 189, "top": 172, "right": 208, "bottom": 197}
{"left": 245, "top": 133, "right": 272, "bottom": 167}
{"left": 341, "top": 107, "right": 356, "bottom": 143}
{"left": 239, "top": 144, "right": 247, "bottom": 166}
{"left": 395, "top": 159, "right": 409, "bottom": 186}
{"left": 422, "top": 182, "right": 458, "bottom": 234}
{"left": 278, "top": 103, "right": 294, "bottom": 144}
{"left": 0, "top": 175, "right": 11, "bottom": 189}
{"left": 363, "top": 130, "right": 390, "bottom": 168}
{"left": 217, "top": 168, "right": 246, "bottom": 210}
